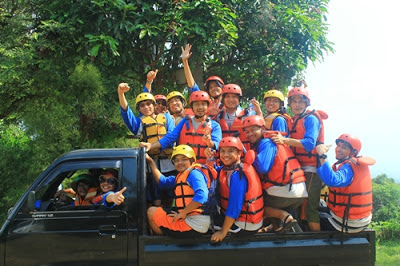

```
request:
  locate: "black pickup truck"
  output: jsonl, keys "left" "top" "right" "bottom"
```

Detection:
{"left": 0, "top": 148, "right": 376, "bottom": 265}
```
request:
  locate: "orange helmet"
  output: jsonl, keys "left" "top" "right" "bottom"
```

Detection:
{"left": 288, "top": 87, "right": 310, "bottom": 106}
{"left": 222, "top": 84, "right": 242, "bottom": 97}
{"left": 336, "top": 134, "right": 362, "bottom": 156}
{"left": 204, "top": 76, "right": 224, "bottom": 92}
{"left": 189, "top": 91, "right": 212, "bottom": 106}
{"left": 242, "top": 115, "right": 265, "bottom": 129}
{"left": 219, "top": 136, "right": 243, "bottom": 153}
{"left": 154, "top": 94, "right": 166, "bottom": 101}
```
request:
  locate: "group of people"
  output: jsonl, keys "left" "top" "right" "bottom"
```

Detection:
{"left": 118, "top": 44, "right": 375, "bottom": 241}
{"left": 54, "top": 168, "right": 126, "bottom": 208}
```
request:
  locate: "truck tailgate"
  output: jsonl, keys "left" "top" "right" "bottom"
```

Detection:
{"left": 139, "top": 230, "right": 375, "bottom": 266}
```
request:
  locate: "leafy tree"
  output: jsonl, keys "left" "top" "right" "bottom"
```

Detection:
{"left": 372, "top": 174, "right": 400, "bottom": 222}
{"left": 0, "top": 0, "right": 333, "bottom": 214}
{"left": 0, "top": 122, "right": 34, "bottom": 222}
{"left": 1, "top": 0, "right": 332, "bottom": 120}
{"left": 212, "top": 0, "right": 333, "bottom": 98}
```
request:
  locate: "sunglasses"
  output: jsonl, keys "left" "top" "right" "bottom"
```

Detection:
{"left": 99, "top": 176, "right": 118, "bottom": 185}
{"left": 156, "top": 100, "right": 167, "bottom": 106}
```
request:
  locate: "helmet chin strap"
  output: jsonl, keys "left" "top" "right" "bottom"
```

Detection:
{"left": 194, "top": 114, "right": 206, "bottom": 119}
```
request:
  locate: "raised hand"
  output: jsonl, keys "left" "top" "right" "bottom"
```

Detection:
{"left": 147, "top": 69, "right": 158, "bottom": 83}
{"left": 181, "top": 43, "right": 193, "bottom": 61}
{"left": 208, "top": 99, "right": 220, "bottom": 116}
{"left": 118, "top": 83, "right": 130, "bottom": 94}
{"left": 251, "top": 98, "right": 262, "bottom": 116}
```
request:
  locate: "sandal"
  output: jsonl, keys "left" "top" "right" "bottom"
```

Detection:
{"left": 275, "top": 215, "right": 297, "bottom": 234}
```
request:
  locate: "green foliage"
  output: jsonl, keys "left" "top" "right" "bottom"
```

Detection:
{"left": 372, "top": 174, "right": 400, "bottom": 222}
{"left": 214, "top": 0, "right": 333, "bottom": 97}
{"left": 376, "top": 240, "right": 400, "bottom": 265}
{"left": 371, "top": 221, "right": 400, "bottom": 242}
{"left": 0, "top": 122, "right": 35, "bottom": 223}
{"left": 370, "top": 174, "right": 400, "bottom": 242}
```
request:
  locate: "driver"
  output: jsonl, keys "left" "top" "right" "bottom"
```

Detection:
{"left": 54, "top": 174, "right": 98, "bottom": 206}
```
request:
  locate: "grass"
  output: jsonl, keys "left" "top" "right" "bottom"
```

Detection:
{"left": 376, "top": 240, "right": 400, "bottom": 265}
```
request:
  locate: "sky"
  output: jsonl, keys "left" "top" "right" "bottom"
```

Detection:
{"left": 304, "top": 1, "right": 400, "bottom": 181}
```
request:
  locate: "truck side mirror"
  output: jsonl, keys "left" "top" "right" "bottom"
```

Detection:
{"left": 24, "top": 191, "right": 36, "bottom": 213}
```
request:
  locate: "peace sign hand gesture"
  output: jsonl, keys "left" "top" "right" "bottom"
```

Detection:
{"left": 202, "top": 127, "right": 213, "bottom": 147}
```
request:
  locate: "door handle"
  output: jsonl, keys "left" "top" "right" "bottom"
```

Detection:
{"left": 99, "top": 225, "right": 117, "bottom": 235}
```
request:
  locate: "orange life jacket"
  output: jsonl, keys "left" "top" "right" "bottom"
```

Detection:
{"left": 179, "top": 116, "right": 212, "bottom": 164}
{"left": 74, "top": 187, "right": 98, "bottom": 206}
{"left": 264, "top": 112, "right": 291, "bottom": 132}
{"left": 289, "top": 110, "right": 327, "bottom": 166}
{"left": 219, "top": 163, "right": 264, "bottom": 225}
{"left": 328, "top": 157, "right": 373, "bottom": 220}
{"left": 174, "top": 163, "right": 213, "bottom": 215}
{"left": 260, "top": 136, "right": 305, "bottom": 190}
{"left": 215, "top": 109, "right": 251, "bottom": 152}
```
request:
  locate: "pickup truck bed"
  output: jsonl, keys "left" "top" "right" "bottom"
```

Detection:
{"left": 140, "top": 230, "right": 375, "bottom": 265}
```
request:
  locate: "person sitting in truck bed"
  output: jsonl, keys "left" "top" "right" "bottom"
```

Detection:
{"left": 315, "top": 134, "right": 374, "bottom": 233}
{"left": 242, "top": 115, "right": 307, "bottom": 233}
{"left": 91, "top": 168, "right": 126, "bottom": 208}
{"left": 205, "top": 137, "right": 264, "bottom": 242}
{"left": 271, "top": 86, "right": 327, "bottom": 232}
{"left": 146, "top": 145, "right": 211, "bottom": 237}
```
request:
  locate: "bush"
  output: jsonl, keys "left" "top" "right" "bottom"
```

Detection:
{"left": 0, "top": 123, "right": 36, "bottom": 224}
{"left": 371, "top": 221, "right": 400, "bottom": 242}
{"left": 372, "top": 174, "right": 400, "bottom": 222}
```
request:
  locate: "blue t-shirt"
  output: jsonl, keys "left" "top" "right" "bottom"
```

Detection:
{"left": 252, "top": 138, "right": 277, "bottom": 175}
{"left": 317, "top": 161, "right": 354, "bottom": 187}
{"left": 271, "top": 116, "right": 288, "bottom": 134}
{"left": 215, "top": 165, "right": 247, "bottom": 220}
{"left": 297, "top": 114, "right": 321, "bottom": 152}
{"left": 188, "top": 82, "right": 200, "bottom": 94}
